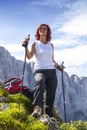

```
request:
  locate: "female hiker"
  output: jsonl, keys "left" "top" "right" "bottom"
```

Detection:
{"left": 22, "top": 23, "right": 64, "bottom": 119}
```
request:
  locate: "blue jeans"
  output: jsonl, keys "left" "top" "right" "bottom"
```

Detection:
{"left": 32, "top": 69, "right": 58, "bottom": 117}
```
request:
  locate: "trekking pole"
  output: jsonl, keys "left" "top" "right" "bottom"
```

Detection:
{"left": 61, "top": 62, "right": 67, "bottom": 122}
{"left": 19, "top": 35, "right": 30, "bottom": 109}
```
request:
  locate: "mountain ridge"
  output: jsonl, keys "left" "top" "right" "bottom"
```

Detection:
{"left": 0, "top": 45, "right": 87, "bottom": 122}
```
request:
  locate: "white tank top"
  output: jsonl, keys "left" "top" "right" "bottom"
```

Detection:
{"left": 34, "top": 41, "right": 55, "bottom": 70}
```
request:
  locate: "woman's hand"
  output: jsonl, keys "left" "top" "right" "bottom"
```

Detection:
{"left": 22, "top": 36, "right": 30, "bottom": 48}
{"left": 58, "top": 65, "right": 65, "bottom": 71}
{"left": 55, "top": 63, "right": 65, "bottom": 71}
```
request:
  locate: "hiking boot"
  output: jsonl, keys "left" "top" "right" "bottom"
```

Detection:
{"left": 31, "top": 105, "right": 42, "bottom": 118}
{"left": 48, "top": 117, "right": 59, "bottom": 130}
{"left": 39, "top": 114, "right": 49, "bottom": 124}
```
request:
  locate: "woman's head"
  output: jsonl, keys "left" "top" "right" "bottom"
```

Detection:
{"left": 35, "top": 24, "right": 51, "bottom": 41}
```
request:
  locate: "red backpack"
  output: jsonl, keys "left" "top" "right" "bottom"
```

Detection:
{"left": 3, "top": 77, "right": 26, "bottom": 94}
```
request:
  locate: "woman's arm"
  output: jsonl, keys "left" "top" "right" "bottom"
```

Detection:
{"left": 22, "top": 37, "right": 35, "bottom": 59}
{"left": 26, "top": 42, "right": 35, "bottom": 59}
{"left": 51, "top": 43, "right": 59, "bottom": 67}
{"left": 51, "top": 43, "right": 65, "bottom": 70}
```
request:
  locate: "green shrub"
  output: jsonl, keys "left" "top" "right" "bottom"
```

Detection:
{"left": 25, "top": 115, "right": 47, "bottom": 130}
{"left": 59, "top": 123, "right": 77, "bottom": 130}
{"left": 0, "top": 88, "right": 47, "bottom": 130}
{"left": 59, "top": 121, "right": 87, "bottom": 130}
{"left": 0, "top": 106, "right": 47, "bottom": 130}
{"left": 0, "top": 87, "right": 9, "bottom": 97}
{"left": 1, "top": 87, "right": 87, "bottom": 130}
{"left": 71, "top": 120, "right": 87, "bottom": 130}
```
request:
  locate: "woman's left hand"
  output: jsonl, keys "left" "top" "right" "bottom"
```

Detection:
{"left": 59, "top": 65, "right": 65, "bottom": 71}
{"left": 55, "top": 64, "right": 65, "bottom": 71}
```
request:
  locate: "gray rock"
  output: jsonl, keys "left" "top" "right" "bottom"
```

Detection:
{"left": 0, "top": 46, "right": 34, "bottom": 88}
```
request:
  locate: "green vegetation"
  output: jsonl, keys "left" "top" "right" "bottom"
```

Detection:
{"left": 59, "top": 121, "right": 87, "bottom": 130}
{"left": 0, "top": 86, "right": 47, "bottom": 130}
{"left": 1, "top": 83, "right": 87, "bottom": 130}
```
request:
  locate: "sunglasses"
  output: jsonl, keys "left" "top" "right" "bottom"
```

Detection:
{"left": 39, "top": 27, "right": 48, "bottom": 31}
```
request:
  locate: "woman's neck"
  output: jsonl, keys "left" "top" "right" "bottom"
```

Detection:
{"left": 39, "top": 36, "right": 47, "bottom": 44}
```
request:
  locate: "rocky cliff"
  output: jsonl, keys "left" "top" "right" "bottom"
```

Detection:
{"left": 0, "top": 46, "right": 34, "bottom": 87}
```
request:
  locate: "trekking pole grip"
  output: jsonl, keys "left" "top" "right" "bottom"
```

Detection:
{"left": 22, "top": 35, "right": 30, "bottom": 48}
{"left": 61, "top": 61, "right": 64, "bottom": 67}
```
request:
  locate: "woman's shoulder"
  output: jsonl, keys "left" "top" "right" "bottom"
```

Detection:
{"left": 30, "top": 42, "right": 36, "bottom": 49}
{"left": 32, "top": 40, "right": 40, "bottom": 45}
{"left": 30, "top": 42, "right": 35, "bottom": 46}
{"left": 31, "top": 41, "right": 39, "bottom": 48}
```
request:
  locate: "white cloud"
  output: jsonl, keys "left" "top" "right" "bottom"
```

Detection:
{"left": 52, "top": 34, "right": 80, "bottom": 48}
{"left": 59, "top": 14, "right": 87, "bottom": 36}
{"left": 54, "top": 45, "right": 87, "bottom": 76}
{"left": 54, "top": 45, "right": 87, "bottom": 66}
{"left": 0, "top": 43, "right": 23, "bottom": 53}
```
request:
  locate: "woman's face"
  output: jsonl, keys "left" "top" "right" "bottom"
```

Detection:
{"left": 39, "top": 25, "right": 48, "bottom": 36}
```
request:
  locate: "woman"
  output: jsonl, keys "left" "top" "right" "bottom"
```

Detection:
{"left": 22, "top": 24, "right": 64, "bottom": 118}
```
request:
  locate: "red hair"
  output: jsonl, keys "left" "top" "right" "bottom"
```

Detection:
{"left": 35, "top": 24, "right": 51, "bottom": 41}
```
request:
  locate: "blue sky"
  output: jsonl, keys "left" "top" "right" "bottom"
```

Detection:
{"left": 0, "top": 0, "right": 87, "bottom": 77}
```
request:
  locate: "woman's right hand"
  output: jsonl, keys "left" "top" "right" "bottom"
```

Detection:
{"left": 22, "top": 36, "right": 30, "bottom": 48}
